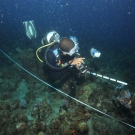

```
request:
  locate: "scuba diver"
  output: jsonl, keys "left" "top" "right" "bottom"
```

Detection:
{"left": 36, "top": 30, "right": 101, "bottom": 82}
{"left": 37, "top": 31, "right": 86, "bottom": 81}
{"left": 23, "top": 21, "right": 101, "bottom": 81}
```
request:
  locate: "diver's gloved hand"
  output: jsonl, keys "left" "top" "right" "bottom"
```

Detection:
{"left": 69, "top": 58, "right": 85, "bottom": 66}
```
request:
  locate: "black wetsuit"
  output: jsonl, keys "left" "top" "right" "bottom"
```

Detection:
{"left": 44, "top": 43, "right": 75, "bottom": 80}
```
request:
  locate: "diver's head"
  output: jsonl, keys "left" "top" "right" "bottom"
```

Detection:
{"left": 59, "top": 37, "right": 78, "bottom": 56}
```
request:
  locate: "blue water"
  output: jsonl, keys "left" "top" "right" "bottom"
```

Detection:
{"left": 0, "top": 0, "right": 135, "bottom": 46}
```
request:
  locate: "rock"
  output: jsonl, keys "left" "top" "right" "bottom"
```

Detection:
{"left": 7, "top": 100, "right": 19, "bottom": 111}
{"left": 0, "top": 78, "right": 3, "bottom": 83}
{"left": 16, "top": 122, "right": 27, "bottom": 132}
{"left": 38, "top": 131, "right": 45, "bottom": 135}
{"left": 19, "top": 98, "right": 27, "bottom": 108}
{"left": 77, "top": 121, "right": 88, "bottom": 133}
{"left": 59, "top": 109, "right": 67, "bottom": 120}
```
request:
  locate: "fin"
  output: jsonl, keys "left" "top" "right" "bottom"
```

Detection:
{"left": 23, "top": 20, "right": 37, "bottom": 39}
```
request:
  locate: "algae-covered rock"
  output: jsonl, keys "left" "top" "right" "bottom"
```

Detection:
{"left": 80, "top": 82, "right": 102, "bottom": 103}
{"left": 15, "top": 47, "right": 22, "bottom": 53}
{"left": 61, "top": 125, "right": 71, "bottom": 135}
{"left": 59, "top": 109, "right": 67, "bottom": 120}
{"left": 38, "top": 131, "right": 46, "bottom": 135}
{"left": 77, "top": 121, "right": 88, "bottom": 133}
{"left": 0, "top": 78, "right": 3, "bottom": 83}
{"left": 19, "top": 98, "right": 27, "bottom": 108}
{"left": 13, "top": 79, "right": 28, "bottom": 99}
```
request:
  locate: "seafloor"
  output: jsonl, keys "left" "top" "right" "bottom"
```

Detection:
{"left": 0, "top": 39, "right": 135, "bottom": 135}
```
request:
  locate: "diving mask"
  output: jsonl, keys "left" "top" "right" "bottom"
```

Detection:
{"left": 66, "top": 44, "right": 79, "bottom": 56}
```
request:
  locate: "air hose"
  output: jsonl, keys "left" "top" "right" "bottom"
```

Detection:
{"left": 0, "top": 49, "right": 134, "bottom": 129}
{"left": 36, "top": 41, "right": 55, "bottom": 62}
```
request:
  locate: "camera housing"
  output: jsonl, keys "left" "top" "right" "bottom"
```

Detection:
{"left": 78, "top": 63, "right": 88, "bottom": 74}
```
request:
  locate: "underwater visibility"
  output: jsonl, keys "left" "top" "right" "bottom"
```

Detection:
{"left": 0, "top": 0, "right": 135, "bottom": 135}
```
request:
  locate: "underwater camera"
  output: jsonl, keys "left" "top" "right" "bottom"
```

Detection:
{"left": 78, "top": 63, "right": 88, "bottom": 75}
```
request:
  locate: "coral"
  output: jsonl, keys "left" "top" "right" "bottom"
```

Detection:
{"left": 59, "top": 109, "right": 67, "bottom": 120}
{"left": 38, "top": 131, "right": 46, "bottom": 135}
{"left": 80, "top": 82, "right": 102, "bottom": 104}
{"left": 16, "top": 122, "right": 27, "bottom": 132}
{"left": 50, "top": 118, "right": 61, "bottom": 129}
{"left": 29, "top": 120, "right": 47, "bottom": 133}
{"left": 19, "top": 98, "right": 27, "bottom": 108}
{"left": 116, "top": 90, "right": 132, "bottom": 109}
{"left": 31, "top": 99, "right": 52, "bottom": 121}
{"left": 18, "top": 114, "right": 28, "bottom": 122}
{"left": 77, "top": 121, "right": 88, "bottom": 133}
{"left": 1, "top": 93, "right": 11, "bottom": 100}
{"left": 61, "top": 125, "right": 71, "bottom": 135}
{"left": 0, "top": 78, "right": 3, "bottom": 83}
{"left": 6, "top": 99, "right": 19, "bottom": 111}
{"left": 0, "top": 101, "right": 7, "bottom": 110}
{"left": 92, "top": 120, "right": 113, "bottom": 135}
{"left": 12, "top": 79, "right": 29, "bottom": 99}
